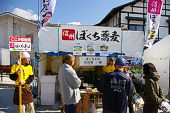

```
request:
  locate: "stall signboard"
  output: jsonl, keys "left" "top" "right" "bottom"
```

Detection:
{"left": 60, "top": 24, "right": 121, "bottom": 54}
{"left": 9, "top": 36, "right": 31, "bottom": 51}
{"left": 86, "top": 43, "right": 96, "bottom": 55}
{"left": 79, "top": 56, "right": 107, "bottom": 66}
{"left": 73, "top": 42, "right": 83, "bottom": 55}
{"left": 100, "top": 44, "right": 109, "bottom": 56}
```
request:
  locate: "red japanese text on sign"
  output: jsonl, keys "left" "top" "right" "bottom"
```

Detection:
{"left": 9, "top": 36, "right": 31, "bottom": 42}
{"left": 148, "top": 0, "right": 163, "bottom": 14}
{"left": 62, "top": 29, "right": 75, "bottom": 40}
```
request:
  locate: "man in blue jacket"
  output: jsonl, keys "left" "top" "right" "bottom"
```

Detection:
{"left": 97, "top": 58, "right": 133, "bottom": 113}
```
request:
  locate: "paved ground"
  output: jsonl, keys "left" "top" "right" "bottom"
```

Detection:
{"left": 0, "top": 88, "right": 62, "bottom": 113}
{"left": 0, "top": 88, "right": 16, "bottom": 113}
{"left": 0, "top": 75, "right": 170, "bottom": 113}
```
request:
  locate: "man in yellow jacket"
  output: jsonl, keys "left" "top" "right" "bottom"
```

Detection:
{"left": 10, "top": 52, "right": 35, "bottom": 113}
{"left": 103, "top": 57, "right": 115, "bottom": 74}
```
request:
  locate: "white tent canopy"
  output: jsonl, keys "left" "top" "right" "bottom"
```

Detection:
{"left": 144, "top": 35, "right": 170, "bottom": 59}
{"left": 144, "top": 35, "right": 170, "bottom": 96}
{"left": 38, "top": 25, "right": 144, "bottom": 57}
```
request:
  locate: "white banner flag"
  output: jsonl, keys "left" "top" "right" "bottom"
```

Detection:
{"left": 145, "top": 0, "right": 163, "bottom": 48}
{"left": 40, "top": 0, "right": 56, "bottom": 29}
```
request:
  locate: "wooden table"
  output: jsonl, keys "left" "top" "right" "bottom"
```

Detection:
{"left": 77, "top": 91, "right": 102, "bottom": 113}
{"left": 61, "top": 91, "right": 102, "bottom": 113}
{"left": 77, "top": 93, "right": 90, "bottom": 113}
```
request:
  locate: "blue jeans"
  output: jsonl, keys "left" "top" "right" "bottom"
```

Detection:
{"left": 65, "top": 104, "right": 77, "bottom": 113}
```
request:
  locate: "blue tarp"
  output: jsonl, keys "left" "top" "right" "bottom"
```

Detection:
{"left": 44, "top": 51, "right": 124, "bottom": 57}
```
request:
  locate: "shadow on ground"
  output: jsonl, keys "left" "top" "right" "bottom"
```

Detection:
{"left": 36, "top": 105, "right": 61, "bottom": 113}
{"left": 0, "top": 88, "right": 16, "bottom": 113}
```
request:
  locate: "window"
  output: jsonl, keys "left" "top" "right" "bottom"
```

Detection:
{"left": 129, "top": 25, "right": 143, "bottom": 31}
{"left": 129, "top": 25, "right": 136, "bottom": 31}
{"left": 136, "top": 26, "right": 143, "bottom": 31}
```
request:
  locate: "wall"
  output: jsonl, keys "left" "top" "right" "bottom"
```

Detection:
{"left": 0, "top": 16, "right": 8, "bottom": 48}
{"left": 0, "top": 14, "right": 38, "bottom": 65}
{"left": 13, "top": 17, "right": 38, "bottom": 52}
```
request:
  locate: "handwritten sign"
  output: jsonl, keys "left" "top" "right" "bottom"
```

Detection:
{"left": 9, "top": 36, "right": 31, "bottom": 51}
{"left": 79, "top": 56, "right": 107, "bottom": 66}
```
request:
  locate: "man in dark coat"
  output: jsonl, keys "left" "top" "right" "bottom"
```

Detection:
{"left": 97, "top": 58, "right": 133, "bottom": 113}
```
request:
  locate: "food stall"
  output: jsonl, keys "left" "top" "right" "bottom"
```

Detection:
{"left": 38, "top": 24, "right": 145, "bottom": 111}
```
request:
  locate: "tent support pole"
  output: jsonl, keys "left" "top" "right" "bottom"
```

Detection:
{"left": 56, "top": 24, "right": 61, "bottom": 107}
{"left": 121, "top": 29, "right": 123, "bottom": 54}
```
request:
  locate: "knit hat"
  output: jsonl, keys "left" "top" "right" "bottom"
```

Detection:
{"left": 22, "top": 52, "right": 30, "bottom": 58}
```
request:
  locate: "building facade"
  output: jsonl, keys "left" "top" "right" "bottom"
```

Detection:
{"left": 96, "top": 0, "right": 170, "bottom": 42}
{"left": 0, "top": 12, "right": 38, "bottom": 64}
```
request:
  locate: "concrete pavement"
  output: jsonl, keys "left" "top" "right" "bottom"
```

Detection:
{"left": 0, "top": 75, "right": 170, "bottom": 113}
{"left": 0, "top": 88, "right": 62, "bottom": 113}
{"left": 0, "top": 75, "right": 61, "bottom": 113}
{"left": 0, "top": 88, "right": 16, "bottom": 113}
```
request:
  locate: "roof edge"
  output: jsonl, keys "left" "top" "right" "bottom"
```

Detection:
{"left": 95, "top": 0, "right": 142, "bottom": 26}
{"left": 0, "top": 12, "right": 38, "bottom": 25}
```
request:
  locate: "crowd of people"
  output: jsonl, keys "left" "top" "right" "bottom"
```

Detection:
{"left": 10, "top": 53, "right": 167, "bottom": 113}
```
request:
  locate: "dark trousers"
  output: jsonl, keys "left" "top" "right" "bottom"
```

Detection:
{"left": 128, "top": 102, "right": 134, "bottom": 113}
{"left": 65, "top": 104, "right": 77, "bottom": 113}
{"left": 103, "top": 109, "right": 117, "bottom": 113}
{"left": 143, "top": 103, "right": 158, "bottom": 113}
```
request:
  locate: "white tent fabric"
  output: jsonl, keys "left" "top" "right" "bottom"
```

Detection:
{"left": 144, "top": 35, "right": 170, "bottom": 59}
{"left": 38, "top": 25, "right": 145, "bottom": 57}
{"left": 144, "top": 35, "right": 170, "bottom": 96}
{"left": 122, "top": 31, "right": 144, "bottom": 57}
{"left": 39, "top": 27, "right": 59, "bottom": 52}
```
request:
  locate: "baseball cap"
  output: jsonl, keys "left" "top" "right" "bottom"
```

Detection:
{"left": 115, "top": 58, "right": 128, "bottom": 66}
{"left": 22, "top": 52, "right": 30, "bottom": 58}
{"left": 109, "top": 57, "right": 115, "bottom": 61}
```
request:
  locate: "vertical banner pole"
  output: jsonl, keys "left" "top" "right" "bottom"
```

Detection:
{"left": 37, "top": 0, "right": 40, "bottom": 105}
{"left": 57, "top": 25, "right": 60, "bottom": 73}
{"left": 19, "top": 51, "right": 22, "bottom": 113}
{"left": 121, "top": 29, "right": 124, "bottom": 54}
{"left": 56, "top": 24, "right": 60, "bottom": 104}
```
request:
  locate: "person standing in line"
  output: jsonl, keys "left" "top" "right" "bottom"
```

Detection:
{"left": 58, "top": 54, "right": 81, "bottom": 113}
{"left": 143, "top": 63, "right": 165, "bottom": 113}
{"left": 97, "top": 58, "right": 133, "bottom": 113}
{"left": 10, "top": 52, "right": 35, "bottom": 113}
{"left": 123, "top": 66, "right": 136, "bottom": 113}
{"left": 103, "top": 57, "right": 116, "bottom": 74}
